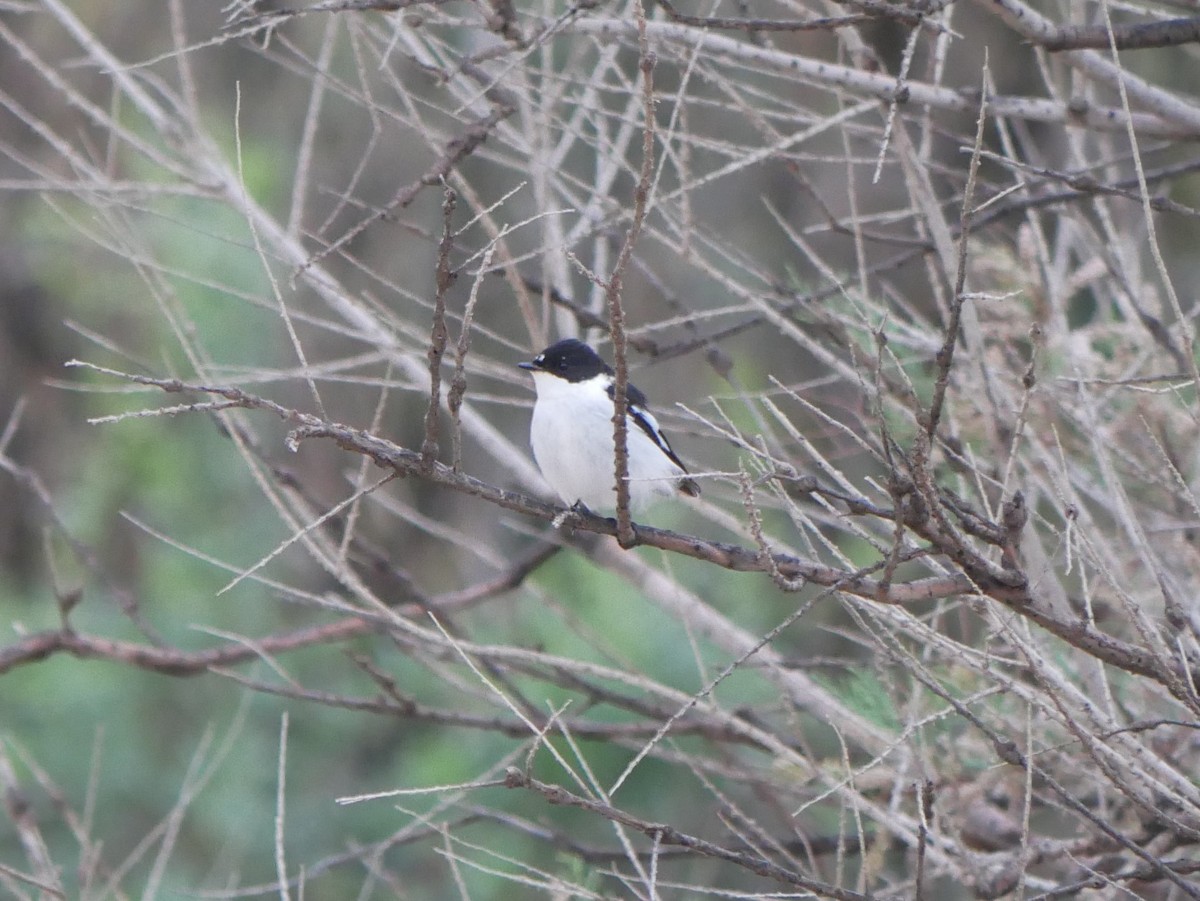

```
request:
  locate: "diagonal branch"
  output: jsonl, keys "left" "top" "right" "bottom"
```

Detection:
{"left": 66, "top": 363, "right": 1200, "bottom": 695}
{"left": 502, "top": 767, "right": 871, "bottom": 898}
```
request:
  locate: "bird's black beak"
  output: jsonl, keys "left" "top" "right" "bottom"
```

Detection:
{"left": 518, "top": 360, "right": 539, "bottom": 371}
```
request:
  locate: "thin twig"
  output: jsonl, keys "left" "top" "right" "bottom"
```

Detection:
{"left": 274, "top": 712, "right": 290, "bottom": 901}
{"left": 503, "top": 768, "right": 871, "bottom": 899}
{"left": 299, "top": 105, "right": 514, "bottom": 273}
{"left": 422, "top": 184, "right": 457, "bottom": 471}
{"left": 922, "top": 65, "right": 989, "bottom": 442}
{"left": 450, "top": 245, "right": 491, "bottom": 473}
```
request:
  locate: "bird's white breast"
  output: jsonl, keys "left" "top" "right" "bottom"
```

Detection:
{"left": 528, "top": 372, "right": 685, "bottom": 514}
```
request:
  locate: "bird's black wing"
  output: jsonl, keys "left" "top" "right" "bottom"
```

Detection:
{"left": 606, "top": 381, "right": 700, "bottom": 497}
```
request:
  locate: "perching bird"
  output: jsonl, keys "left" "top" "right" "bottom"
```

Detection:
{"left": 519, "top": 338, "right": 700, "bottom": 514}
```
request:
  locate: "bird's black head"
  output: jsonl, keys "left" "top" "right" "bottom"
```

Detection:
{"left": 519, "top": 338, "right": 611, "bottom": 382}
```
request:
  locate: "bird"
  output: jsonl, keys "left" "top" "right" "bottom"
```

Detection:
{"left": 519, "top": 338, "right": 700, "bottom": 515}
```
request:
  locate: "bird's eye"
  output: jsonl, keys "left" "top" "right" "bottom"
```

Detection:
{"left": 535, "top": 355, "right": 544, "bottom": 365}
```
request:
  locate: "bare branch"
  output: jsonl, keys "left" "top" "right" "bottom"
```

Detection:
{"left": 422, "top": 185, "right": 457, "bottom": 471}
{"left": 502, "top": 768, "right": 871, "bottom": 898}
{"left": 1043, "top": 15, "right": 1200, "bottom": 52}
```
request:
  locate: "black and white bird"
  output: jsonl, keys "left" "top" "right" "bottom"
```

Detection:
{"left": 519, "top": 339, "right": 700, "bottom": 515}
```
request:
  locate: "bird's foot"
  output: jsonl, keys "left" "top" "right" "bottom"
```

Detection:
{"left": 615, "top": 518, "right": 639, "bottom": 549}
{"left": 553, "top": 501, "right": 591, "bottom": 532}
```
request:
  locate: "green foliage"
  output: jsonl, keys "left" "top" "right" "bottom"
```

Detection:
{"left": 813, "top": 665, "right": 900, "bottom": 734}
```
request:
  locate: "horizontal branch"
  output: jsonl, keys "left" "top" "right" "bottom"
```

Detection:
{"left": 563, "top": 17, "right": 1200, "bottom": 138}
{"left": 1042, "top": 16, "right": 1200, "bottom": 52}
{"left": 0, "top": 617, "right": 373, "bottom": 678}
{"left": 0, "top": 629, "right": 800, "bottom": 772}
{"left": 658, "top": 0, "right": 880, "bottom": 31}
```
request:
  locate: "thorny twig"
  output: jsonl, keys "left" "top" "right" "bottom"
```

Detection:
{"left": 502, "top": 768, "right": 871, "bottom": 899}
{"left": 299, "top": 105, "right": 513, "bottom": 273}
{"left": 449, "top": 246, "right": 491, "bottom": 472}
{"left": 422, "top": 185, "right": 457, "bottom": 471}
